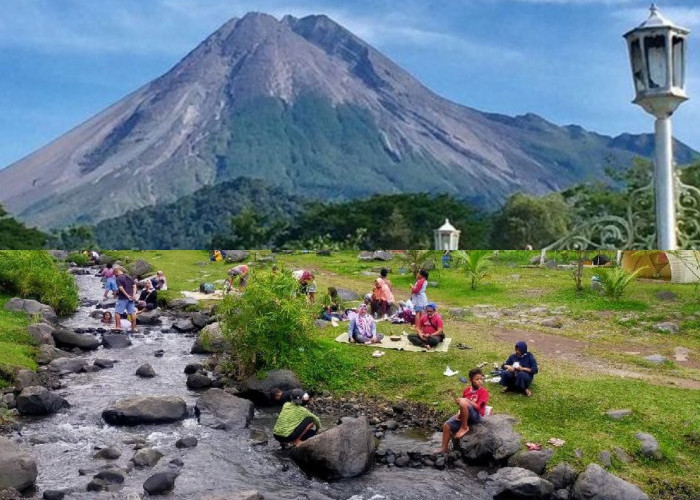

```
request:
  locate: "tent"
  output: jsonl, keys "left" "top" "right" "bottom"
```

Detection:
{"left": 621, "top": 250, "right": 700, "bottom": 283}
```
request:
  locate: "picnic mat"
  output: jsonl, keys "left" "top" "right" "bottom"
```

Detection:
{"left": 334, "top": 333, "right": 452, "bottom": 353}
{"left": 181, "top": 290, "right": 226, "bottom": 301}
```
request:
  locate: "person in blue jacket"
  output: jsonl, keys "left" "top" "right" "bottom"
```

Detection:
{"left": 500, "top": 341, "right": 538, "bottom": 397}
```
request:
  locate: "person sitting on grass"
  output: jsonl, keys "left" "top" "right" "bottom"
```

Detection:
{"left": 407, "top": 302, "right": 444, "bottom": 350}
{"left": 320, "top": 287, "right": 344, "bottom": 321}
{"left": 348, "top": 304, "right": 383, "bottom": 344}
{"left": 439, "top": 368, "right": 489, "bottom": 454}
{"left": 272, "top": 392, "right": 321, "bottom": 447}
{"left": 500, "top": 341, "right": 539, "bottom": 397}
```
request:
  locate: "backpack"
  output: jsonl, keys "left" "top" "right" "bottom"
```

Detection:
{"left": 199, "top": 282, "right": 215, "bottom": 294}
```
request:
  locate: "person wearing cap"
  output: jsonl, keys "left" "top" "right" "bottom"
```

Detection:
{"left": 272, "top": 392, "right": 321, "bottom": 447}
{"left": 114, "top": 266, "right": 138, "bottom": 333}
{"left": 500, "top": 341, "right": 539, "bottom": 397}
{"left": 348, "top": 303, "right": 383, "bottom": 344}
{"left": 407, "top": 302, "right": 444, "bottom": 350}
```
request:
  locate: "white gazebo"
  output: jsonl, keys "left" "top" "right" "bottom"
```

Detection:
{"left": 434, "top": 219, "right": 461, "bottom": 250}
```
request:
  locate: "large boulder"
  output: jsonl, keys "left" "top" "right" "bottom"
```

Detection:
{"left": 0, "top": 437, "right": 38, "bottom": 491}
{"left": 102, "top": 396, "right": 188, "bottom": 426}
{"left": 489, "top": 467, "right": 555, "bottom": 500}
{"left": 16, "top": 386, "right": 69, "bottom": 415}
{"left": 47, "top": 357, "right": 88, "bottom": 374}
{"left": 143, "top": 472, "right": 178, "bottom": 495}
{"left": 4, "top": 298, "right": 58, "bottom": 324}
{"left": 225, "top": 250, "right": 249, "bottom": 263}
{"left": 190, "top": 322, "right": 229, "bottom": 354}
{"left": 186, "top": 372, "right": 212, "bottom": 390}
{"left": 635, "top": 432, "right": 662, "bottom": 460}
{"left": 127, "top": 259, "right": 153, "bottom": 279}
{"left": 26, "top": 323, "right": 55, "bottom": 346}
{"left": 173, "top": 319, "right": 194, "bottom": 332}
{"left": 136, "top": 308, "right": 162, "bottom": 325}
{"left": 336, "top": 288, "right": 361, "bottom": 301}
{"left": 135, "top": 364, "right": 156, "bottom": 378}
{"left": 507, "top": 449, "right": 554, "bottom": 475}
{"left": 372, "top": 251, "right": 394, "bottom": 261}
{"left": 36, "top": 345, "right": 74, "bottom": 365}
{"left": 131, "top": 448, "right": 164, "bottom": 468}
{"left": 195, "top": 388, "right": 254, "bottom": 430}
{"left": 571, "top": 464, "right": 649, "bottom": 500}
{"left": 290, "top": 416, "right": 375, "bottom": 480}
{"left": 456, "top": 414, "right": 522, "bottom": 464}
{"left": 168, "top": 297, "right": 199, "bottom": 309}
{"left": 547, "top": 463, "right": 578, "bottom": 490}
{"left": 238, "top": 369, "right": 301, "bottom": 405}
{"left": 13, "top": 369, "right": 41, "bottom": 392}
{"left": 52, "top": 329, "right": 100, "bottom": 351}
{"left": 102, "top": 334, "right": 133, "bottom": 349}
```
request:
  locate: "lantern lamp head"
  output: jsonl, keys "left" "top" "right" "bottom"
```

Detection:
{"left": 623, "top": 4, "right": 689, "bottom": 118}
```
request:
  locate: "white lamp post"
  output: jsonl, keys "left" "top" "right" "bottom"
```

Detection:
{"left": 434, "top": 219, "right": 461, "bottom": 250}
{"left": 624, "top": 4, "right": 689, "bottom": 250}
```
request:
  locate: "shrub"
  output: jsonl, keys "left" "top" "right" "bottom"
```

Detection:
{"left": 66, "top": 252, "right": 90, "bottom": 267}
{"left": 596, "top": 266, "right": 644, "bottom": 300}
{"left": 394, "top": 250, "right": 436, "bottom": 275}
{"left": 454, "top": 250, "right": 492, "bottom": 289}
{"left": 219, "top": 270, "right": 316, "bottom": 378}
{"left": 0, "top": 251, "right": 79, "bottom": 315}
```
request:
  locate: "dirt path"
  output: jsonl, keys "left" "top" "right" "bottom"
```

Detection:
{"left": 490, "top": 325, "right": 700, "bottom": 390}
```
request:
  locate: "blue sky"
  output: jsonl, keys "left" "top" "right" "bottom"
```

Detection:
{"left": 1, "top": 0, "right": 699, "bottom": 170}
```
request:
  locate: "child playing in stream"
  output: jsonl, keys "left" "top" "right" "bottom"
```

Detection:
{"left": 438, "top": 368, "right": 489, "bottom": 454}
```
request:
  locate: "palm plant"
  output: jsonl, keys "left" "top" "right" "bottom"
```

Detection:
{"left": 454, "top": 250, "right": 492, "bottom": 289}
{"left": 394, "top": 250, "right": 436, "bottom": 275}
{"left": 596, "top": 266, "right": 645, "bottom": 300}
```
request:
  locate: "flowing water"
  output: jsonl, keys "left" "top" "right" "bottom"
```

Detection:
{"left": 14, "top": 272, "right": 491, "bottom": 499}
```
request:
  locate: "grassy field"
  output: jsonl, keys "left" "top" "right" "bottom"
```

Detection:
{"left": 0, "top": 295, "right": 37, "bottom": 387}
{"left": 105, "top": 250, "right": 700, "bottom": 497}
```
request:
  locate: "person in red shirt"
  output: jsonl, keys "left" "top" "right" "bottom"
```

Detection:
{"left": 407, "top": 302, "right": 444, "bottom": 350}
{"left": 439, "top": 368, "right": 489, "bottom": 454}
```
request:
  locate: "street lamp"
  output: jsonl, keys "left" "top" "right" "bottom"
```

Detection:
{"left": 624, "top": 4, "right": 689, "bottom": 250}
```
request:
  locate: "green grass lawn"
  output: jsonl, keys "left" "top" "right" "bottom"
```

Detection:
{"left": 0, "top": 295, "right": 37, "bottom": 387}
{"left": 107, "top": 250, "right": 700, "bottom": 498}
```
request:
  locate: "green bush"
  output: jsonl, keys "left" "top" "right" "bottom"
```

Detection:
{"left": 219, "top": 270, "right": 316, "bottom": 378}
{"left": 597, "top": 266, "right": 644, "bottom": 301}
{"left": 66, "top": 252, "right": 90, "bottom": 267}
{"left": 0, "top": 251, "right": 79, "bottom": 315}
{"left": 454, "top": 250, "right": 492, "bottom": 289}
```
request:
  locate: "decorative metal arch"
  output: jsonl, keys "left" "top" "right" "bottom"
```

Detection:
{"left": 546, "top": 172, "right": 700, "bottom": 250}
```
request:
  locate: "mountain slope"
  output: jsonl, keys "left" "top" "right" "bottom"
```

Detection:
{"left": 0, "top": 12, "right": 696, "bottom": 229}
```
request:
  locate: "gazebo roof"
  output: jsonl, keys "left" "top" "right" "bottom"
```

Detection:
{"left": 437, "top": 218, "right": 458, "bottom": 232}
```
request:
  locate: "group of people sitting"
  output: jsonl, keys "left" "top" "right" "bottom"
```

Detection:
{"left": 99, "top": 264, "right": 167, "bottom": 332}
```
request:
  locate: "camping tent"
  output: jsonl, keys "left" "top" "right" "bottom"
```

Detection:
{"left": 621, "top": 251, "right": 700, "bottom": 283}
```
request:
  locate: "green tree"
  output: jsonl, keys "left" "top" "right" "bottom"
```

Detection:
{"left": 51, "top": 225, "right": 96, "bottom": 250}
{"left": 0, "top": 205, "right": 47, "bottom": 249}
{"left": 491, "top": 193, "right": 571, "bottom": 249}
{"left": 454, "top": 250, "right": 492, "bottom": 289}
{"left": 213, "top": 205, "right": 288, "bottom": 249}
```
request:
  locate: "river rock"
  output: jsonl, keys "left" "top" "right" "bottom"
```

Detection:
{"left": 136, "top": 364, "right": 156, "bottom": 378}
{"left": 195, "top": 388, "right": 254, "bottom": 430}
{"left": 191, "top": 312, "right": 209, "bottom": 329}
{"left": 94, "top": 359, "right": 114, "bottom": 369}
{"left": 635, "top": 432, "right": 662, "bottom": 459}
{"left": 13, "top": 369, "right": 42, "bottom": 392}
{"left": 52, "top": 329, "right": 100, "bottom": 350}
{"left": 102, "top": 334, "right": 132, "bottom": 349}
{"left": 507, "top": 448, "right": 554, "bottom": 475}
{"left": 239, "top": 369, "right": 301, "bottom": 405}
{"left": 191, "top": 322, "right": 229, "bottom": 354}
{"left": 571, "top": 463, "right": 649, "bottom": 500}
{"left": 37, "top": 345, "right": 74, "bottom": 365}
{"left": 99, "top": 299, "right": 117, "bottom": 309}
{"left": 225, "top": 250, "right": 249, "bottom": 263}
{"left": 184, "top": 362, "right": 204, "bottom": 375}
{"left": 143, "top": 471, "right": 178, "bottom": 495}
{"left": 102, "top": 396, "right": 188, "bottom": 426}
{"left": 175, "top": 436, "right": 198, "bottom": 449}
{"left": 2, "top": 394, "right": 16, "bottom": 410}
{"left": 48, "top": 357, "right": 88, "bottom": 374}
{"left": 93, "top": 447, "right": 121, "bottom": 460}
{"left": 456, "top": 414, "right": 522, "bottom": 464}
{"left": 0, "top": 437, "right": 38, "bottom": 491}
{"left": 131, "top": 448, "right": 163, "bottom": 468}
{"left": 137, "top": 308, "right": 161, "bottom": 325}
{"left": 168, "top": 297, "right": 199, "bottom": 309}
{"left": 199, "top": 492, "right": 263, "bottom": 500}
{"left": 173, "top": 319, "right": 194, "bottom": 332}
{"left": 16, "top": 386, "right": 69, "bottom": 415}
{"left": 127, "top": 259, "right": 153, "bottom": 278}
{"left": 94, "top": 469, "right": 126, "bottom": 484}
{"left": 186, "top": 372, "right": 212, "bottom": 389}
{"left": 4, "top": 298, "right": 58, "bottom": 324}
{"left": 26, "top": 322, "right": 56, "bottom": 346}
{"left": 290, "top": 416, "right": 375, "bottom": 480}
{"left": 547, "top": 463, "right": 578, "bottom": 490}
{"left": 42, "top": 490, "right": 66, "bottom": 500}
{"left": 489, "top": 467, "right": 555, "bottom": 500}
